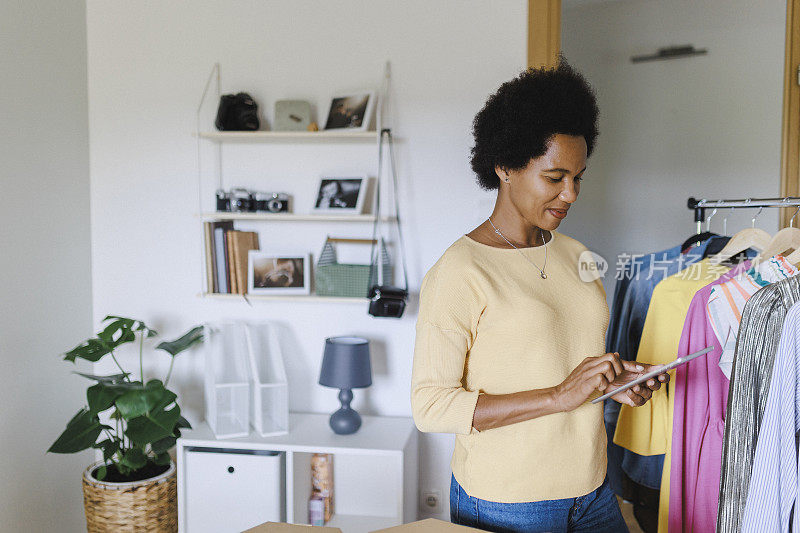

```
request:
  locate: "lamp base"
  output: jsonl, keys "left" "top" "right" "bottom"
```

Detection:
{"left": 329, "top": 388, "right": 361, "bottom": 434}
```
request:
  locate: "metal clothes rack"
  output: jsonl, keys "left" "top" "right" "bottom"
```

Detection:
{"left": 687, "top": 196, "right": 800, "bottom": 234}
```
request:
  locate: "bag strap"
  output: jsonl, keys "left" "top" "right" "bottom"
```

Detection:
{"left": 369, "top": 128, "right": 408, "bottom": 292}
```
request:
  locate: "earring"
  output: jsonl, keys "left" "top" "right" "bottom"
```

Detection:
{"left": 505, "top": 177, "right": 510, "bottom": 183}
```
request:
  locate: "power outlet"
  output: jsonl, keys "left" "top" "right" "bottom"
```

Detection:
{"left": 421, "top": 489, "right": 442, "bottom": 513}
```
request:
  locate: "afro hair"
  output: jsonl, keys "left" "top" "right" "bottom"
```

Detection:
{"left": 469, "top": 56, "right": 599, "bottom": 190}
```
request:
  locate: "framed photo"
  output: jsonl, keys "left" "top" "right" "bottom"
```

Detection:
{"left": 248, "top": 251, "right": 311, "bottom": 295}
{"left": 323, "top": 92, "right": 375, "bottom": 131}
{"left": 313, "top": 176, "right": 369, "bottom": 214}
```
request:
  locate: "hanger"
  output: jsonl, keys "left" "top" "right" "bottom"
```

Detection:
{"left": 757, "top": 200, "right": 800, "bottom": 262}
{"left": 680, "top": 201, "right": 721, "bottom": 252}
{"left": 709, "top": 201, "right": 772, "bottom": 264}
{"left": 681, "top": 231, "right": 717, "bottom": 253}
{"left": 780, "top": 205, "right": 800, "bottom": 266}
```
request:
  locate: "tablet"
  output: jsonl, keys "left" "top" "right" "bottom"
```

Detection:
{"left": 590, "top": 346, "right": 713, "bottom": 404}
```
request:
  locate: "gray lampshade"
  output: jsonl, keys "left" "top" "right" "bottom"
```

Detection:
{"left": 319, "top": 336, "right": 372, "bottom": 389}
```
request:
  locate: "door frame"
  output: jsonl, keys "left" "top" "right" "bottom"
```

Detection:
{"left": 531, "top": 0, "right": 800, "bottom": 226}
{"left": 781, "top": 0, "right": 800, "bottom": 227}
{"left": 528, "top": 0, "right": 561, "bottom": 69}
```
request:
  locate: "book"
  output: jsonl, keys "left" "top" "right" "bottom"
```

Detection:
{"left": 226, "top": 230, "right": 238, "bottom": 293}
{"left": 232, "top": 231, "right": 259, "bottom": 294}
{"left": 230, "top": 231, "right": 241, "bottom": 294}
{"left": 211, "top": 221, "right": 234, "bottom": 293}
{"left": 203, "top": 222, "right": 214, "bottom": 293}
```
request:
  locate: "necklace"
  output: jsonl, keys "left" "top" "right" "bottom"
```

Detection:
{"left": 487, "top": 217, "right": 548, "bottom": 279}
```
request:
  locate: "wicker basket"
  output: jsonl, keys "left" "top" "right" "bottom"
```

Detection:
{"left": 82, "top": 460, "right": 177, "bottom": 533}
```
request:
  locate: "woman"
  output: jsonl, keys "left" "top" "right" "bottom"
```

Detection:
{"left": 410, "top": 59, "right": 668, "bottom": 533}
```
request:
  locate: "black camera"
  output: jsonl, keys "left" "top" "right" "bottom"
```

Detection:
{"left": 255, "top": 192, "right": 290, "bottom": 213}
{"left": 215, "top": 92, "right": 260, "bottom": 131}
{"left": 367, "top": 286, "right": 408, "bottom": 318}
{"left": 215, "top": 189, "right": 231, "bottom": 211}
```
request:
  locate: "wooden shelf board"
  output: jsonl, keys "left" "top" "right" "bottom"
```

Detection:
{"left": 199, "top": 212, "right": 394, "bottom": 222}
{"left": 197, "top": 130, "right": 378, "bottom": 142}
{"left": 199, "top": 292, "right": 367, "bottom": 304}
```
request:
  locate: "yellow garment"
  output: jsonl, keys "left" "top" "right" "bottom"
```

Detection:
{"left": 613, "top": 258, "right": 730, "bottom": 532}
{"left": 410, "top": 230, "right": 610, "bottom": 503}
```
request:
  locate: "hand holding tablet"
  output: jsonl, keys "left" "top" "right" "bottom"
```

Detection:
{"left": 591, "top": 346, "right": 714, "bottom": 404}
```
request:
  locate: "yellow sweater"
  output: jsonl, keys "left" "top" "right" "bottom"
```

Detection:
{"left": 410, "top": 230, "right": 610, "bottom": 503}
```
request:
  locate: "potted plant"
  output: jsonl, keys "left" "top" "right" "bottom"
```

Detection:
{"left": 48, "top": 315, "right": 203, "bottom": 533}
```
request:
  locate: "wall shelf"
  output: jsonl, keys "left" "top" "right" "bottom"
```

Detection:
{"left": 200, "top": 212, "right": 395, "bottom": 222}
{"left": 199, "top": 292, "right": 367, "bottom": 304}
{"left": 195, "top": 63, "right": 400, "bottom": 303}
{"left": 197, "top": 130, "right": 379, "bottom": 142}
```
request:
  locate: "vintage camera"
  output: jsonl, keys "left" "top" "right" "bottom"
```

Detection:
{"left": 215, "top": 189, "right": 231, "bottom": 211}
{"left": 229, "top": 188, "right": 255, "bottom": 212}
{"left": 215, "top": 187, "right": 255, "bottom": 212}
{"left": 255, "top": 192, "right": 290, "bottom": 213}
{"left": 216, "top": 188, "right": 291, "bottom": 213}
{"left": 215, "top": 92, "right": 260, "bottom": 131}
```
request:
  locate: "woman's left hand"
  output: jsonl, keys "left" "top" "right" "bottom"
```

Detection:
{"left": 609, "top": 356, "right": 669, "bottom": 407}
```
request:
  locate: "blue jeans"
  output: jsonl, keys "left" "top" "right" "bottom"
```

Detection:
{"left": 450, "top": 473, "right": 628, "bottom": 533}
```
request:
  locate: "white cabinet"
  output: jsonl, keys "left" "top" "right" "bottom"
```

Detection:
{"left": 177, "top": 412, "right": 418, "bottom": 533}
{"left": 184, "top": 448, "right": 284, "bottom": 532}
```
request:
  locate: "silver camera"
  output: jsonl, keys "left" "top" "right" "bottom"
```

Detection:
{"left": 254, "top": 192, "right": 290, "bottom": 213}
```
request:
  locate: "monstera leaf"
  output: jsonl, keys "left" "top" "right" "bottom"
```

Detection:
{"left": 48, "top": 409, "right": 106, "bottom": 454}
{"left": 124, "top": 382, "right": 182, "bottom": 446}
{"left": 64, "top": 338, "right": 113, "bottom": 363}
{"left": 103, "top": 315, "right": 157, "bottom": 338}
{"left": 156, "top": 326, "right": 204, "bottom": 356}
{"left": 115, "top": 381, "right": 175, "bottom": 420}
{"left": 87, "top": 383, "right": 122, "bottom": 414}
{"left": 125, "top": 405, "right": 181, "bottom": 446}
{"left": 74, "top": 371, "right": 129, "bottom": 383}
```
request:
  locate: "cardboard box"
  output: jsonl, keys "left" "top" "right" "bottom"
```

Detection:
{"left": 243, "top": 518, "right": 482, "bottom": 533}
{"left": 370, "top": 518, "right": 484, "bottom": 532}
{"left": 243, "top": 522, "right": 342, "bottom": 533}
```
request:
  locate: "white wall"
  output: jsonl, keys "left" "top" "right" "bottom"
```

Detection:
{"left": 86, "top": 0, "right": 526, "bottom": 521}
{"left": 0, "top": 1, "right": 92, "bottom": 531}
{"left": 562, "top": 0, "right": 786, "bottom": 301}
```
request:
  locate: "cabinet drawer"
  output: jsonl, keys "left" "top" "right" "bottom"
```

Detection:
{"left": 185, "top": 448, "right": 284, "bottom": 533}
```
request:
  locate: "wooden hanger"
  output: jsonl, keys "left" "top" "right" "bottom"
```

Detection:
{"left": 709, "top": 206, "right": 772, "bottom": 264}
{"left": 761, "top": 205, "right": 800, "bottom": 264}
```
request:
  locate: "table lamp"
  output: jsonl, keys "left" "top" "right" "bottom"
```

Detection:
{"left": 318, "top": 336, "right": 372, "bottom": 434}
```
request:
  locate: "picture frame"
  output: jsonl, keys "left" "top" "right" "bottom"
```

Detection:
{"left": 248, "top": 251, "right": 311, "bottom": 295}
{"left": 312, "top": 176, "right": 370, "bottom": 214}
{"left": 323, "top": 91, "right": 376, "bottom": 131}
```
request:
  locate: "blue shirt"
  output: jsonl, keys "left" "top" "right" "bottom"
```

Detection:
{"left": 605, "top": 238, "right": 720, "bottom": 491}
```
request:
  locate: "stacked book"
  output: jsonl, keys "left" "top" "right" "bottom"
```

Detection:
{"left": 204, "top": 221, "right": 260, "bottom": 294}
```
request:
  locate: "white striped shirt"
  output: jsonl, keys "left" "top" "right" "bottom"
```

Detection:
{"left": 707, "top": 255, "right": 798, "bottom": 379}
{"left": 740, "top": 300, "right": 800, "bottom": 532}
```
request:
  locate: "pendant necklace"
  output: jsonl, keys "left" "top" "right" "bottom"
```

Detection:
{"left": 487, "top": 217, "right": 548, "bottom": 279}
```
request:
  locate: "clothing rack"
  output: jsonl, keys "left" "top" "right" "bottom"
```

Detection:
{"left": 687, "top": 196, "right": 800, "bottom": 234}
